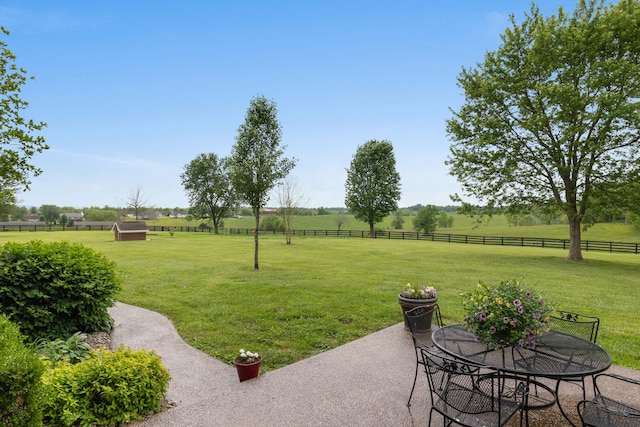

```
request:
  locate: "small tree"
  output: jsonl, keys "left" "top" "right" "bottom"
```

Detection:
{"left": 437, "top": 211, "right": 454, "bottom": 228}
{"left": 181, "top": 153, "right": 237, "bottom": 234}
{"left": 229, "top": 95, "right": 296, "bottom": 269}
{"left": 334, "top": 213, "right": 348, "bottom": 231}
{"left": 391, "top": 209, "right": 405, "bottom": 229}
{"left": 413, "top": 205, "right": 439, "bottom": 234}
{"left": 345, "top": 140, "right": 401, "bottom": 236}
{"left": 126, "top": 185, "right": 147, "bottom": 220}
{"left": 276, "top": 177, "right": 307, "bottom": 244}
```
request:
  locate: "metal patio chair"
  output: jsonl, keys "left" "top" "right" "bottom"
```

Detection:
{"left": 548, "top": 310, "right": 601, "bottom": 400}
{"left": 406, "top": 304, "right": 444, "bottom": 407}
{"left": 421, "top": 347, "right": 523, "bottom": 427}
{"left": 577, "top": 373, "right": 640, "bottom": 427}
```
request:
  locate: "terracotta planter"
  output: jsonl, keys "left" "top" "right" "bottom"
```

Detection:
{"left": 234, "top": 356, "right": 262, "bottom": 382}
{"left": 398, "top": 295, "right": 438, "bottom": 332}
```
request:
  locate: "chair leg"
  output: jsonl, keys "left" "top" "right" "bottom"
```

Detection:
{"left": 407, "top": 360, "right": 419, "bottom": 406}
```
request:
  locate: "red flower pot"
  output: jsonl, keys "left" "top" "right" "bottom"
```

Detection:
{"left": 234, "top": 356, "right": 262, "bottom": 382}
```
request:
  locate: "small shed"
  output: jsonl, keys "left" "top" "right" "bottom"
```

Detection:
{"left": 111, "top": 221, "right": 148, "bottom": 241}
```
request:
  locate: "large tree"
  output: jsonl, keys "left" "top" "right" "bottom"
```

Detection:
{"left": 1, "top": 27, "right": 48, "bottom": 206}
{"left": 40, "top": 204, "right": 60, "bottom": 224}
{"left": 229, "top": 95, "right": 296, "bottom": 269}
{"left": 446, "top": 0, "right": 640, "bottom": 261}
{"left": 345, "top": 139, "right": 401, "bottom": 236}
{"left": 181, "top": 153, "right": 237, "bottom": 234}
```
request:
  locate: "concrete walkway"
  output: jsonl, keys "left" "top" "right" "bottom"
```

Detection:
{"left": 108, "top": 302, "right": 640, "bottom": 427}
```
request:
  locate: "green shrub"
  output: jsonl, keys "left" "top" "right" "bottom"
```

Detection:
{"left": 0, "top": 240, "right": 121, "bottom": 340}
{"left": 42, "top": 347, "right": 171, "bottom": 426}
{"left": 0, "top": 314, "right": 45, "bottom": 427}
{"left": 35, "top": 332, "right": 92, "bottom": 366}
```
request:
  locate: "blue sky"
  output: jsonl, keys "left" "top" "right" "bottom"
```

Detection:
{"left": 2, "top": 1, "right": 574, "bottom": 209}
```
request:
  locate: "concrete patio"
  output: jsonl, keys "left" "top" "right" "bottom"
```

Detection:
{"left": 109, "top": 302, "right": 640, "bottom": 426}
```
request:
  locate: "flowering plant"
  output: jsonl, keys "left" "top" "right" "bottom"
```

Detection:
{"left": 236, "top": 348, "right": 260, "bottom": 363}
{"left": 400, "top": 283, "right": 437, "bottom": 299}
{"left": 462, "top": 279, "right": 553, "bottom": 350}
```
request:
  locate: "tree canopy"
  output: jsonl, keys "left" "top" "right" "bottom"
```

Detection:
{"left": 181, "top": 153, "right": 236, "bottom": 234}
{"left": 345, "top": 139, "right": 401, "bottom": 235}
{"left": 413, "top": 205, "right": 439, "bottom": 234}
{"left": 0, "top": 27, "right": 48, "bottom": 207}
{"left": 446, "top": 0, "right": 640, "bottom": 261}
{"left": 229, "top": 95, "right": 296, "bottom": 269}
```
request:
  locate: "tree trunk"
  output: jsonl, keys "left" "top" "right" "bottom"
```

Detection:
{"left": 213, "top": 218, "right": 219, "bottom": 234}
{"left": 254, "top": 214, "right": 260, "bottom": 270}
{"left": 369, "top": 222, "right": 375, "bottom": 238}
{"left": 567, "top": 216, "right": 583, "bottom": 261}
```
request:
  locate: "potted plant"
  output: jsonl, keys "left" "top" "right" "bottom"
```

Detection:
{"left": 234, "top": 349, "right": 262, "bottom": 382}
{"left": 462, "top": 279, "right": 553, "bottom": 349}
{"left": 398, "top": 283, "right": 438, "bottom": 332}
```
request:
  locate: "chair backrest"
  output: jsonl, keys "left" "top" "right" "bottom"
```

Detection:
{"left": 548, "top": 310, "right": 600, "bottom": 343}
{"left": 421, "top": 347, "right": 520, "bottom": 425}
{"left": 405, "top": 305, "right": 434, "bottom": 349}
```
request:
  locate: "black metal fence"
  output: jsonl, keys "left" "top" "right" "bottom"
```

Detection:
{"left": 2, "top": 223, "right": 639, "bottom": 254}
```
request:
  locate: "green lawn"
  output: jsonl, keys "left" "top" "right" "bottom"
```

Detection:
{"left": 1, "top": 230, "right": 639, "bottom": 372}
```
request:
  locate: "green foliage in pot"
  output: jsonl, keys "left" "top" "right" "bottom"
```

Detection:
{"left": 400, "top": 283, "right": 437, "bottom": 299}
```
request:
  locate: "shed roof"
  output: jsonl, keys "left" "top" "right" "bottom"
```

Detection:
{"left": 111, "top": 221, "right": 148, "bottom": 233}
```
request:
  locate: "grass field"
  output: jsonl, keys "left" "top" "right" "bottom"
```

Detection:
{"left": 1, "top": 228, "right": 638, "bottom": 373}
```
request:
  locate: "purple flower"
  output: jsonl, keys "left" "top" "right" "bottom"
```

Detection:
{"left": 518, "top": 306, "right": 524, "bottom": 314}
{"left": 503, "top": 317, "right": 510, "bottom": 324}
{"left": 477, "top": 312, "right": 487, "bottom": 321}
{"left": 490, "top": 326, "right": 497, "bottom": 334}
{"left": 525, "top": 291, "right": 532, "bottom": 297}
{"left": 513, "top": 299, "right": 521, "bottom": 306}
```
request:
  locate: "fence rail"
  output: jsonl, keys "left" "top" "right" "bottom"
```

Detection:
{"left": 228, "top": 228, "right": 640, "bottom": 254}
{"left": 1, "top": 223, "right": 638, "bottom": 254}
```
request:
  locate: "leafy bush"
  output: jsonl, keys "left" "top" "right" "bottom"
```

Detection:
{"left": 34, "top": 332, "right": 92, "bottom": 366}
{"left": 0, "top": 240, "right": 121, "bottom": 340}
{"left": 260, "top": 215, "right": 283, "bottom": 231}
{"left": 41, "top": 347, "right": 171, "bottom": 426}
{"left": 0, "top": 314, "right": 45, "bottom": 427}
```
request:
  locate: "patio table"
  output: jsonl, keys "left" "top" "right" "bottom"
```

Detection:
{"left": 432, "top": 324, "right": 612, "bottom": 426}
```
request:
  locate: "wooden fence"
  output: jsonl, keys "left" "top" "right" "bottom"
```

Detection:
{"left": 228, "top": 228, "right": 640, "bottom": 255}
{"left": 1, "top": 223, "right": 639, "bottom": 254}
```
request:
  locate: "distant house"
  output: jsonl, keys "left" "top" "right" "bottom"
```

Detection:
{"left": 111, "top": 221, "right": 148, "bottom": 241}
{"left": 63, "top": 212, "right": 83, "bottom": 222}
{"left": 25, "top": 214, "right": 41, "bottom": 222}
{"left": 140, "top": 212, "right": 161, "bottom": 220}
{"left": 170, "top": 211, "right": 188, "bottom": 218}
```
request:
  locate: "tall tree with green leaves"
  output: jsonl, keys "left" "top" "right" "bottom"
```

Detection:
{"left": 446, "top": 0, "right": 640, "bottom": 261}
{"left": 181, "top": 153, "right": 237, "bottom": 234}
{"left": 229, "top": 95, "right": 296, "bottom": 269}
{"left": 413, "top": 205, "right": 439, "bottom": 234}
{"left": 345, "top": 139, "right": 401, "bottom": 236}
{"left": 1, "top": 27, "right": 48, "bottom": 206}
{"left": 40, "top": 204, "right": 60, "bottom": 224}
